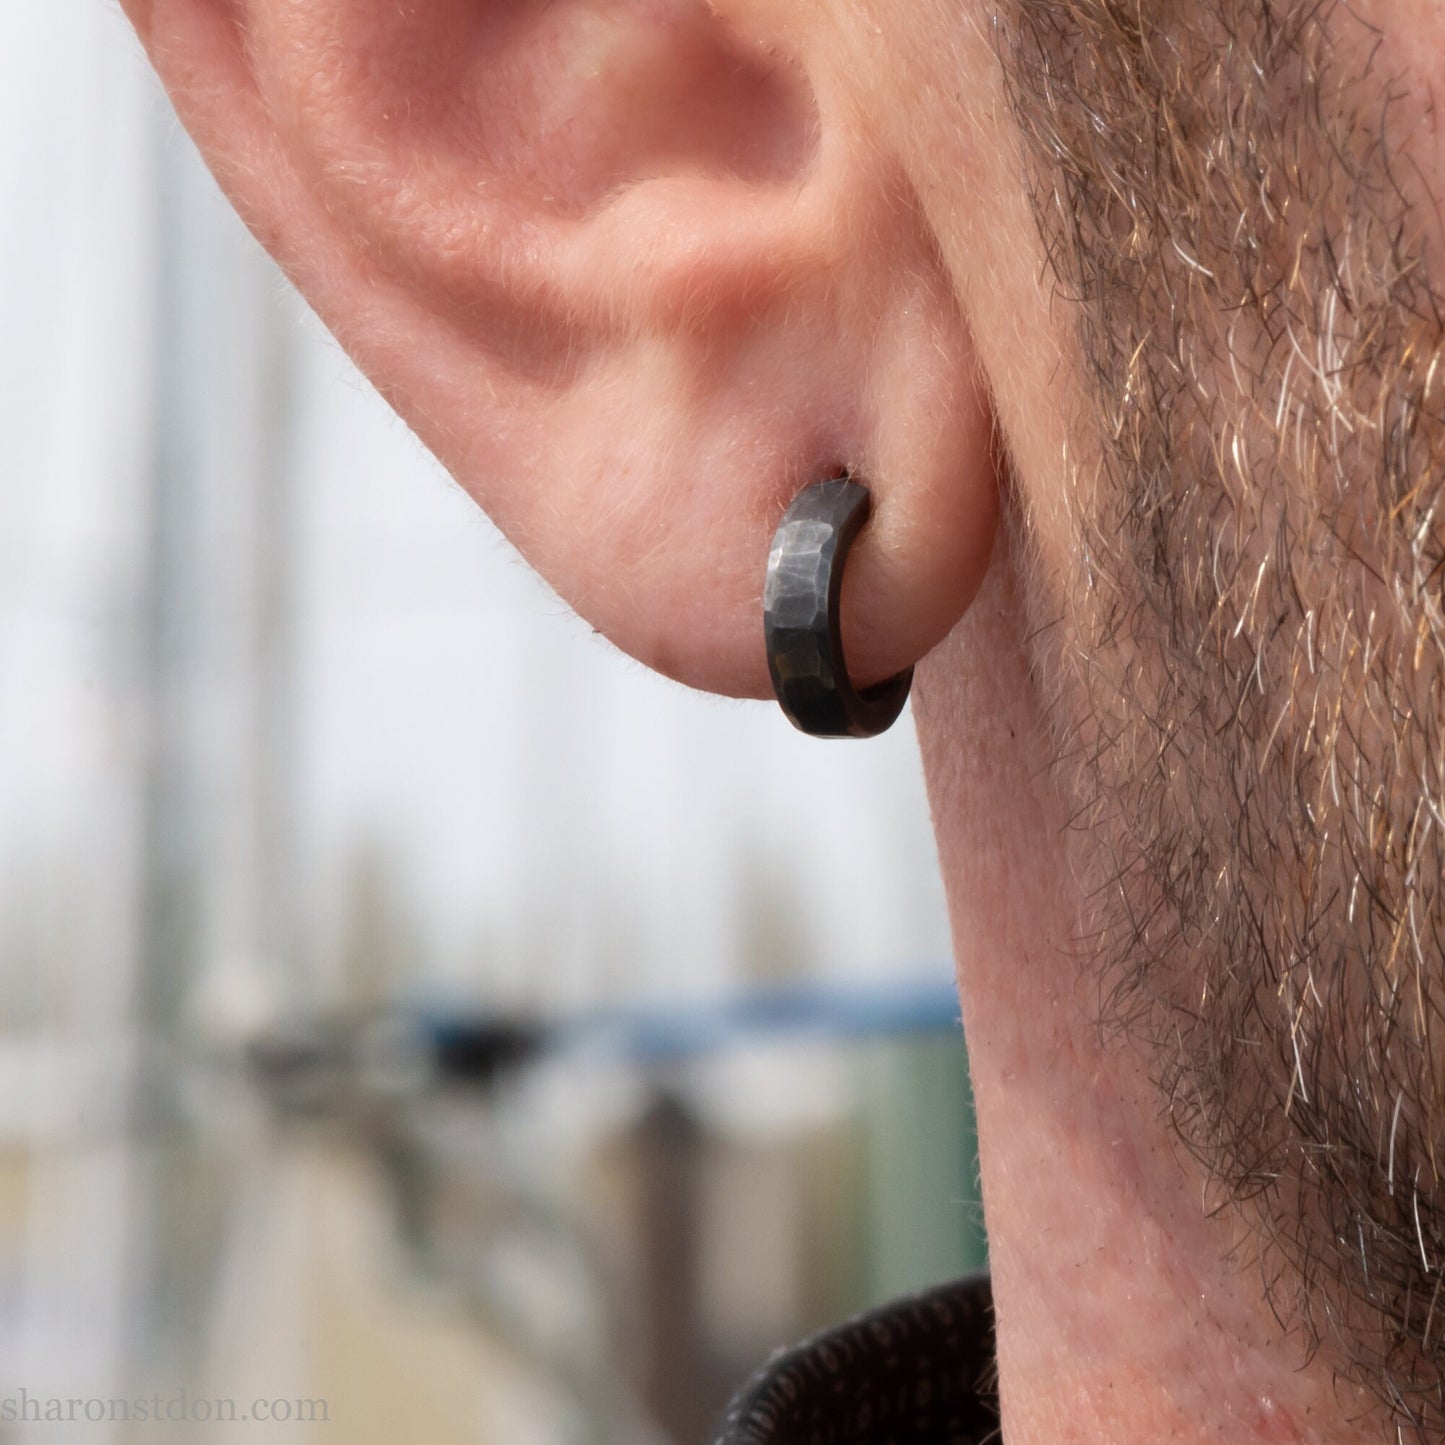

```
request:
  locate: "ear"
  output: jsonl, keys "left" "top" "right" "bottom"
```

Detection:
{"left": 121, "top": 0, "right": 999, "bottom": 699}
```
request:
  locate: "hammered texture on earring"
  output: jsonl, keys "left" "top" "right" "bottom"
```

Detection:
{"left": 763, "top": 476, "right": 914, "bottom": 739}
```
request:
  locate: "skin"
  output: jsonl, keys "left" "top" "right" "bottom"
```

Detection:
{"left": 118, "top": 0, "right": 1445, "bottom": 1439}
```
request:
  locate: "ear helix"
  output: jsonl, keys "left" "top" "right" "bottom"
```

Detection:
{"left": 763, "top": 476, "right": 914, "bottom": 738}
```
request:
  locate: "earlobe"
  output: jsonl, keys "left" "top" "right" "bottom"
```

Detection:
{"left": 124, "top": 0, "right": 1000, "bottom": 701}
{"left": 119, "top": 0, "right": 155, "bottom": 40}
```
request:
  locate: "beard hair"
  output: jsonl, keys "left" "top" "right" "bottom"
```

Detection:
{"left": 999, "top": 0, "right": 1445, "bottom": 1429}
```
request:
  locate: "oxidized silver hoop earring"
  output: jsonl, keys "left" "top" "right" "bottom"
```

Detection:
{"left": 763, "top": 475, "right": 914, "bottom": 738}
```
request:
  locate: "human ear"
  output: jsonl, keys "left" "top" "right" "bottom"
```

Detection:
{"left": 120, "top": 0, "right": 999, "bottom": 699}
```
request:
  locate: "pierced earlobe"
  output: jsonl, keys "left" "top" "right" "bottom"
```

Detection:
{"left": 763, "top": 476, "right": 915, "bottom": 739}
{"left": 124, "top": 0, "right": 998, "bottom": 706}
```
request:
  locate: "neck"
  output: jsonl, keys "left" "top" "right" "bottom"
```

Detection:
{"left": 914, "top": 539, "right": 1385, "bottom": 1445}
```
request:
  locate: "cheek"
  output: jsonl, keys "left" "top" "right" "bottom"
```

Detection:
{"left": 1333, "top": 0, "right": 1445, "bottom": 198}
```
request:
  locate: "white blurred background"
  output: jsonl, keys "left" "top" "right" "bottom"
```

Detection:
{"left": 0, "top": 5, "right": 983, "bottom": 1442}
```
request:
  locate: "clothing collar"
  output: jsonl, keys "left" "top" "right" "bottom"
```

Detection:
{"left": 712, "top": 1274, "right": 998, "bottom": 1444}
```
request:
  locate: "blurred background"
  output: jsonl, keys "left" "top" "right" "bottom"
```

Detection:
{"left": 0, "top": 5, "right": 985, "bottom": 1442}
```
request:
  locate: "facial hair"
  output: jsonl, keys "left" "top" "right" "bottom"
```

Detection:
{"left": 1001, "top": 0, "right": 1445, "bottom": 1429}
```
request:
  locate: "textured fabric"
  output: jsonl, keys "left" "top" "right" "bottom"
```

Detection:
{"left": 711, "top": 1275, "right": 999, "bottom": 1445}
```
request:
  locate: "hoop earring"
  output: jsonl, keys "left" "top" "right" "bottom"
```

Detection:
{"left": 763, "top": 476, "right": 914, "bottom": 739}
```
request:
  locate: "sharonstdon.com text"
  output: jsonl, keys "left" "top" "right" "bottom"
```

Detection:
{"left": 0, "top": 1389, "right": 329, "bottom": 1426}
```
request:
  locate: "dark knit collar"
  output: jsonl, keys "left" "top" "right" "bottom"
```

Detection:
{"left": 711, "top": 1274, "right": 998, "bottom": 1444}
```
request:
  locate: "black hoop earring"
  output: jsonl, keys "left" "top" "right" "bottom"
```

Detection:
{"left": 763, "top": 476, "right": 914, "bottom": 739}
